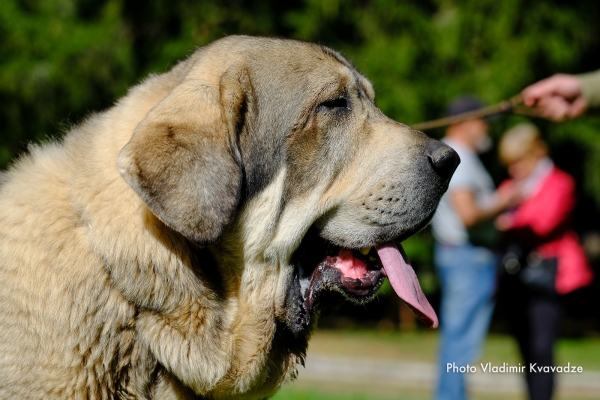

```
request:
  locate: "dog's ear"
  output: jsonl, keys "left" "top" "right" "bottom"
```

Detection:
{"left": 118, "top": 66, "right": 249, "bottom": 245}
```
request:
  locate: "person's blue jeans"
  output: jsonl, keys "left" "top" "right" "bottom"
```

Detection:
{"left": 434, "top": 243, "right": 497, "bottom": 400}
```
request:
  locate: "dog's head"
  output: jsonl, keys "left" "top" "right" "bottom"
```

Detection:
{"left": 118, "top": 35, "right": 457, "bottom": 341}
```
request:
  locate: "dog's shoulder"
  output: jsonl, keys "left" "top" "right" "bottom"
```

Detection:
{"left": 0, "top": 59, "right": 202, "bottom": 398}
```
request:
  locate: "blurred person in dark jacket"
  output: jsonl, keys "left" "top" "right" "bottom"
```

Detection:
{"left": 431, "top": 96, "right": 520, "bottom": 400}
{"left": 496, "top": 123, "right": 594, "bottom": 400}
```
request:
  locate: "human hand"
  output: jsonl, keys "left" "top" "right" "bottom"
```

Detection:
{"left": 495, "top": 212, "right": 514, "bottom": 231}
{"left": 495, "top": 184, "right": 523, "bottom": 211}
{"left": 522, "top": 74, "right": 588, "bottom": 121}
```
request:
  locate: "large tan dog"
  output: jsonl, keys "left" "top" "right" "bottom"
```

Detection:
{"left": 0, "top": 36, "right": 458, "bottom": 399}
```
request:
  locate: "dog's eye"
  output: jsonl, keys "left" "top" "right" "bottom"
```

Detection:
{"left": 316, "top": 97, "right": 349, "bottom": 113}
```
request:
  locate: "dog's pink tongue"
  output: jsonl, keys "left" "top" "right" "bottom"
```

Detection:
{"left": 376, "top": 242, "right": 439, "bottom": 329}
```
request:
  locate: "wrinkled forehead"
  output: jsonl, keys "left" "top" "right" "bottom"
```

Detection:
{"left": 249, "top": 41, "right": 375, "bottom": 101}
{"left": 188, "top": 37, "right": 374, "bottom": 101}
{"left": 319, "top": 46, "right": 375, "bottom": 101}
{"left": 253, "top": 45, "right": 375, "bottom": 114}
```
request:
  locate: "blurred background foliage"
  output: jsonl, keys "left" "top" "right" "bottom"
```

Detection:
{"left": 2, "top": 0, "right": 600, "bottom": 329}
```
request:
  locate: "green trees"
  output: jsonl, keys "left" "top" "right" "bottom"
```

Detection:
{"left": 2, "top": 0, "right": 599, "bottom": 222}
{"left": 0, "top": 0, "right": 131, "bottom": 164}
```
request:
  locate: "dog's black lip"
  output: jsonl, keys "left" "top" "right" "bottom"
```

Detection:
{"left": 284, "top": 229, "right": 387, "bottom": 337}
{"left": 302, "top": 253, "right": 385, "bottom": 308}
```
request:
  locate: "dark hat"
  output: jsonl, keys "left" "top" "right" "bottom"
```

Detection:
{"left": 445, "top": 95, "right": 486, "bottom": 118}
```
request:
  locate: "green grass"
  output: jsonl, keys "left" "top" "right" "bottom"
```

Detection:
{"left": 556, "top": 337, "right": 600, "bottom": 370}
{"left": 273, "top": 385, "right": 599, "bottom": 400}
{"left": 270, "top": 329, "right": 600, "bottom": 400}
{"left": 272, "top": 386, "right": 429, "bottom": 400}
{"left": 303, "top": 329, "right": 439, "bottom": 362}
{"left": 272, "top": 386, "right": 534, "bottom": 400}
{"left": 304, "top": 328, "right": 600, "bottom": 370}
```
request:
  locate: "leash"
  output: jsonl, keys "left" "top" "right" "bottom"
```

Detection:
{"left": 411, "top": 94, "right": 543, "bottom": 131}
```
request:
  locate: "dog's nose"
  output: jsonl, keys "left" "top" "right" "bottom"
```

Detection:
{"left": 426, "top": 142, "right": 460, "bottom": 184}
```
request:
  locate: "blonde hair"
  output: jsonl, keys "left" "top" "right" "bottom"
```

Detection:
{"left": 498, "top": 123, "right": 547, "bottom": 165}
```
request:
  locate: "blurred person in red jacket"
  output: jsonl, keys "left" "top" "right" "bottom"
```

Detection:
{"left": 496, "top": 123, "right": 594, "bottom": 400}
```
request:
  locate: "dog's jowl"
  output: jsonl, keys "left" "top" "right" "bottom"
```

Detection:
{"left": 0, "top": 36, "right": 458, "bottom": 399}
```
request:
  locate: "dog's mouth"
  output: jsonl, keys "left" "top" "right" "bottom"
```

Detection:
{"left": 284, "top": 228, "right": 438, "bottom": 336}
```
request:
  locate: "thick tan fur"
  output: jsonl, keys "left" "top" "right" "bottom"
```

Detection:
{"left": 0, "top": 36, "right": 452, "bottom": 399}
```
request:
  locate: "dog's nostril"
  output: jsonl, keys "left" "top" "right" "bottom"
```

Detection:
{"left": 426, "top": 142, "right": 460, "bottom": 184}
